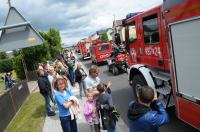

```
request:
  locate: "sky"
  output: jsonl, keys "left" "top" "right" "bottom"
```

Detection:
{"left": 0, "top": 0, "right": 162, "bottom": 46}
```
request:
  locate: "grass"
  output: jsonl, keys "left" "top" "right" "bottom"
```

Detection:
{"left": 5, "top": 92, "right": 46, "bottom": 132}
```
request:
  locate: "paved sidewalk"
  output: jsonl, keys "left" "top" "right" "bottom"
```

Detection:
{"left": 43, "top": 86, "right": 128, "bottom": 132}
{"left": 27, "top": 81, "right": 39, "bottom": 93}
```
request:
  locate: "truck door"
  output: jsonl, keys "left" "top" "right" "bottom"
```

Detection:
{"left": 169, "top": 17, "right": 200, "bottom": 129}
{"left": 141, "top": 10, "right": 165, "bottom": 69}
{"left": 125, "top": 20, "right": 140, "bottom": 66}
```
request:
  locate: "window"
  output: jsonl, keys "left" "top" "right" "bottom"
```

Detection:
{"left": 99, "top": 45, "right": 109, "bottom": 51}
{"left": 143, "top": 14, "right": 160, "bottom": 44}
{"left": 128, "top": 24, "right": 137, "bottom": 42}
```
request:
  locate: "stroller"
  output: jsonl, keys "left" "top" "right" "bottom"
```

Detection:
{"left": 3, "top": 72, "right": 16, "bottom": 89}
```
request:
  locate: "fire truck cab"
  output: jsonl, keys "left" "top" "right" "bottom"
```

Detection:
{"left": 125, "top": 0, "right": 200, "bottom": 130}
{"left": 125, "top": 6, "right": 171, "bottom": 104}
{"left": 75, "top": 44, "right": 80, "bottom": 53}
{"left": 90, "top": 42, "right": 112, "bottom": 65}
{"left": 79, "top": 40, "right": 91, "bottom": 60}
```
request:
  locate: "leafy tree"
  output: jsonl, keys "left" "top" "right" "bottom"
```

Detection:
{"left": 101, "top": 32, "right": 109, "bottom": 42}
{"left": 0, "top": 58, "right": 13, "bottom": 73}
{"left": 13, "top": 55, "right": 25, "bottom": 80}
{"left": 22, "top": 42, "right": 51, "bottom": 71}
{"left": 0, "top": 52, "right": 8, "bottom": 59}
{"left": 13, "top": 50, "right": 20, "bottom": 57}
{"left": 40, "top": 28, "right": 62, "bottom": 58}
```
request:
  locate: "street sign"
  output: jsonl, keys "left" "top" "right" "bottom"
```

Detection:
{"left": 0, "top": 7, "right": 44, "bottom": 52}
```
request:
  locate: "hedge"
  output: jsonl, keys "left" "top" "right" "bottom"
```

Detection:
{"left": 0, "top": 58, "right": 13, "bottom": 73}
{"left": 13, "top": 55, "right": 25, "bottom": 80}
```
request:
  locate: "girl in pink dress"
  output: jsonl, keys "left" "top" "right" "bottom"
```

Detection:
{"left": 83, "top": 92, "right": 100, "bottom": 132}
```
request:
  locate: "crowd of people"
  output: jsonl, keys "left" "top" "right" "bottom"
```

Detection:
{"left": 37, "top": 49, "right": 169, "bottom": 132}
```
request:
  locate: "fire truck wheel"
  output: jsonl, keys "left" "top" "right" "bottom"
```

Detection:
{"left": 112, "top": 66, "right": 119, "bottom": 75}
{"left": 132, "top": 74, "right": 147, "bottom": 101}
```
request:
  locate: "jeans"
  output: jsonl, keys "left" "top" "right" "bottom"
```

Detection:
{"left": 42, "top": 94, "right": 53, "bottom": 113}
{"left": 90, "top": 124, "right": 100, "bottom": 132}
{"left": 60, "top": 116, "right": 77, "bottom": 132}
{"left": 107, "top": 127, "right": 116, "bottom": 132}
{"left": 78, "top": 78, "right": 87, "bottom": 97}
{"left": 68, "top": 70, "right": 75, "bottom": 86}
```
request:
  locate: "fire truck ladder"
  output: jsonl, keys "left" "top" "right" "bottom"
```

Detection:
{"left": 152, "top": 72, "right": 174, "bottom": 108}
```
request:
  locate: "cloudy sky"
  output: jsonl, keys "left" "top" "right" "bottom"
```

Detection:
{"left": 0, "top": 0, "right": 162, "bottom": 46}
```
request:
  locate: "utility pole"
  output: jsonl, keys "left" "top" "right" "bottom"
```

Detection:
{"left": 8, "top": 0, "right": 11, "bottom": 8}
{"left": 20, "top": 50, "right": 29, "bottom": 81}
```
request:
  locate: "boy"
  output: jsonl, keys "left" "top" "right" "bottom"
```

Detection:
{"left": 128, "top": 86, "right": 169, "bottom": 132}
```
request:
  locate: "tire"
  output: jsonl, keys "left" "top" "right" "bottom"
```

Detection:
{"left": 112, "top": 66, "right": 119, "bottom": 75}
{"left": 132, "top": 74, "right": 147, "bottom": 101}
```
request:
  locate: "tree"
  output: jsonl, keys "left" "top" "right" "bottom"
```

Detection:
{"left": 22, "top": 42, "right": 51, "bottom": 71}
{"left": 13, "top": 55, "right": 25, "bottom": 80}
{"left": 101, "top": 32, "right": 109, "bottom": 42}
{"left": 40, "top": 28, "right": 62, "bottom": 58}
{"left": 0, "top": 58, "right": 13, "bottom": 73}
{"left": 0, "top": 52, "right": 8, "bottom": 59}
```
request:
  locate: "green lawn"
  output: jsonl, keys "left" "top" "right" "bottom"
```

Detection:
{"left": 5, "top": 92, "right": 46, "bottom": 132}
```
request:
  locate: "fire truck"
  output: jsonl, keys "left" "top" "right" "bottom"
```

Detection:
{"left": 90, "top": 42, "right": 113, "bottom": 65}
{"left": 74, "top": 44, "right": 80, "bottom": 53}
{"left": 125, "top": 0, "right": 200, "bottom": 130}
{"left": 79, "top": 39, "right": 92, "bottom": 60}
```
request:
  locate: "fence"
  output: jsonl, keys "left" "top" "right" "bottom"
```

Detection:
{"left": 27, "top": 71, "right": 38, "bottom": 81}
{"left": 0, "top": 81, "right": 30, "bottom": 131}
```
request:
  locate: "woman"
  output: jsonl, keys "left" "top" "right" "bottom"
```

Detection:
{"left": 75, "top": 63, "right": 87, "bottom": 98}
{"left": 54, "top": 77, "right": 78, "bottom": 132}
{"left": 48, "top": 66, "right": 60, "bottom": 104}
{"left": 37, "top": 69, "right": 55, "bottom": 116}
{"left": 66, "top": 57, "right": 76, "bottom": 86}
{"left": 48, "top": 66, "right": 59, "bottom": 91}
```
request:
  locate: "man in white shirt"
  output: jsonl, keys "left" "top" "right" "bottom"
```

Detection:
{"left": 84, "top": 65, "right": 100, "bottom": 94}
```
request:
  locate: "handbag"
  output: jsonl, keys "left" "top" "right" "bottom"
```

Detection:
{"left": 100, "top": 105, "right": 119, "bottom": 129}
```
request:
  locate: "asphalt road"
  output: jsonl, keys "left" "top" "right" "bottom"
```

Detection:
{"left": 77, "top": 54, "right": 199, "bottom": 132}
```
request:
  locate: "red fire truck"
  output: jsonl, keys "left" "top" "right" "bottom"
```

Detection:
{"left": 74, "top": 44, "right": 80, "bottom": 53}
{"left": 79, "top": 40, "right": 92, "bottom": 60}
{"left": 90, "top": 42, "right": 112, "bottom": 65}
{"left": 124, "top": 0, "right": 200, "bottom": 130}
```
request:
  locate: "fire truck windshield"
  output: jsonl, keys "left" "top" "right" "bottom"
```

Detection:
{"left": 99, "top": 45, "right": 109, "bottom": 51}
{"left": 128, "top": 24, "right": 137, "bottom": 42}
{"left": 143, "top": 14, "right": 159, "bottom": 44}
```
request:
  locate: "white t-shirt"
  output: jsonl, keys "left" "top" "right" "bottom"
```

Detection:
{"left": 48, "top": 73, "right": 59, "bottom": 89}
{"left": 84, "top": 75, "right": 100, "bottom": 90}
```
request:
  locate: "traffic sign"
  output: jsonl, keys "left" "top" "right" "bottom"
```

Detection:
{"left": 0, "top": 7, "right": 44, "bottom": 52}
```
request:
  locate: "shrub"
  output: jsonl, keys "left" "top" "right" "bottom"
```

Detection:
{"left": 0, "top": 58, "right": 13, "bottom": 73}
{"left": 13, "top": 55, "right": 25, "bottom": 80}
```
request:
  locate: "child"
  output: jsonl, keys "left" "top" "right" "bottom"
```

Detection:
{"left": 127, "top": 86, "right": 169, "bottom": 132}
{"left": 96, "top": 83, "right": 116, "bottom": 132}
{"left": 83, "top": 92, "right": 100, "bottom": 132}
